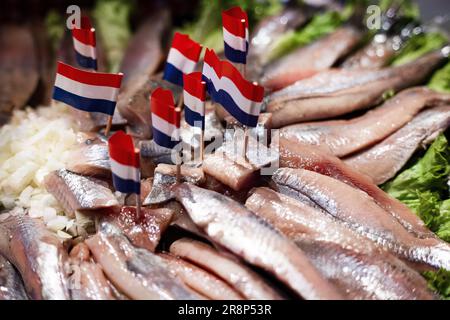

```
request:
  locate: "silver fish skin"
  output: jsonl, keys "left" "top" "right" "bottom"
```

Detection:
{"left": 69, "top": 243, "right": 121, "bottom": 300}
{"left": 247, "top": 7, "right": 311, "bottom": 79}
{"left": 170, "top": 238, "right": 283, "bottom": 300}
{"left": 173, "top": 183, "right": 344, "bottom": 300}
{"left": 143, "top": 164, "right": 205, "bottom": 205}
{"left": 68, "top": 133, "right": 154, "bottom": 180}
{"left": 342, "top": 36, "right": 397, "bottom": 69}
{"left": 267, "top": 48, "right": 448, "bottom": 128}
{"left": 345, "top": 106, "right": 450, "bottom": 184}
{"left": 246, "top": 187, "right": 437, "bottom": 300}
{"left": 280, "top": 87, "right": 450, "bottom": 157}
{"left": 295, "top": 239, "right": 437, "bottom": 300}
{"left": 69, "top": 260, "right": 116, "bottom": 300}
{"left": 66, "top": 133, "right": 111, "bottom": 178}
{"left": 0, "top": 254, "right": 28, "bottom": 300}
{"left": 44, "top": 169, "right": 119, "bottom": 218}
{"left": 342, "top": 17, "right": 426, "bottom": 70}
{"left": 86, "top": 221, "right": 201, "bottom": 300}
{"left": 272, "top": 168, "right": 450, "bottom": 270}
{"left": 277, "top": 137, "right": 437, "bottom": 239}
{"left": 261, "top": 26, "right": 362, "bottom": 91}
{"left": 0, "top": 213, "right": 71, "bottom": 299}
{"left": 158, "top": 253, "right": 243, "bottom": 300}
{"left": 139, "top": 139, "right": 174, "bottom": 165}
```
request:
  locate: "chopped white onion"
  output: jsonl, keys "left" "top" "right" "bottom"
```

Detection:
{"left": 0, "top": 103, "right": 79, "bottom": 237}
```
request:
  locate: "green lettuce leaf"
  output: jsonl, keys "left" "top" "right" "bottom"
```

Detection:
{"left": 268, "top": 10, "right": 348, "bottom": 61}
{"left": 268, "top": 3, "right": 357, "bottom": 62}
{"left": 435, "top": 200, "right": 450, "bottom": 242}
{"left": 179, "top": 0, "right": 282, "bottom": 53}
{"left": 93, "top": 0, "right": 134, "bottom": 73}
{"left": 423, "top": 268, "right": 450, "bottom": 300}
{"left": 390, "top": 32, "right": 448, "bottom": 66}
{"left": 44, "top": 10, "right": 65, "bottom": 52}
{"left": 382, "top": 134, "right": 450, "bottom": 298}
{"left": 382, "top": 133, "right": 450, "bottom": 233}
{"left": 379, "top": 0, "right": 420, "bottom": 20}
{"left": 428, "top": 61, "right": 450, "bottom": 93}
{"left": 382, "top": 134, "right": 450, "bottom": 201}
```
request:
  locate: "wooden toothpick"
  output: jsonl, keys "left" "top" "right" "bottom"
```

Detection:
{"left": 104, "top": 116, "right": 113, "bottom": 136}
{"left": 175, "top": 106, "right": 182, "bottom": 183}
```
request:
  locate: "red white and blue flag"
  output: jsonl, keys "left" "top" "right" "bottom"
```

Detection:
{"left": 183, "top": 72, "right": 206, "bottom": 130}
{"left": 108, "top": 131, "right": 141, "bottom": 194}
{"left": 222, "top": 7, "right": 249, "bottom": 64}
{"left": 202, "top": 49, "right": 264, "bottom": 127}
{"left": 72, "top": 16, "right": 97, "bottom": 70}
{"left": 52, "top": 62, "right": 122, "bottom": 116}
{"left": 151, "top": 88, "right": 181, "bottom": 149}
{"left": 202, "top": 48, "right": 222, "bottom": 102}
{"left": 163, "top": 32, "right": 203, "bottom": 87}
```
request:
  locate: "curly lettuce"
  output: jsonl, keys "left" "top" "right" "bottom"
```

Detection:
{"left": 179, "top": 0, "right": 282, "bottom": 53}
{"left": 390, "top": 32, "right": 448, "bottom": 66}
{"left": 382, "top": 132, "right": 450, "bottom": 299}
{"left": 44, "top": 10, "right": 65, "bottom": 52}
{"left": 429, "top": 61, "right": 450, "bottom": 93}
{"left": 382, "top": 134, "right": 450, "bottom": 235}
{"left": 268, "top": 9, "right": 352, "bottom": 61}
{"left": 379, "top": 0, "right": 420, "bottom": 20}
{"left": 93, "top": 0, "right": 134, "bottom": 73}
{"left": 423, "top": 268, "right": 450, "bottom": 300}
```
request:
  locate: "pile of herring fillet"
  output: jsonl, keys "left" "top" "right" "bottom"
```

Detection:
{"left": 1, "top": 0, "right": 450, "bottom": 300}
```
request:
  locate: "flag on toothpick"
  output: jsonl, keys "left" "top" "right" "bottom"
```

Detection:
{"left": 108, "top": 131, "right": 141, "bottom": 194}
{"left": 71, "top": 16, "right": 97, "bottom": 70}
{"left": 52, "top": 61, "right": 122, "bottom": 116}
{"left": 202, "top": 48, "right": 222, "bottom": 102}
{"left": 183, "top": 72, "right": 206, "bottom": 130}
{"left": 201, "top": 49, "right": 263, "bottom": 127}
{"left": 222, "top": 7, "right": 249, "bottom": 64}
{"left": 163, "top": 32, "right": 203, "bottom": 86}
{"left": 151, "top": 88, "right": 181, "bottom": 149}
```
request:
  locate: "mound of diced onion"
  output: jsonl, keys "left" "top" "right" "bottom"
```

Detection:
{"left": 0, "top": 103, "right": 78, "bottom": 238}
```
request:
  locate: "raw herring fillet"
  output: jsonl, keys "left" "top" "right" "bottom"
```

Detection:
{"left": 266, "top": 48, "right": 448, "bottom": 128}
{"left": 0, "top": 254, "right": 28, "bottom": 300}
{"left": 173, "top": 183, "right": 344, "bottom": 300}
{"left": 103, "top": 206, "right": 173, "bottom": 252}
{"left": 247, "top": 7, "right": 311, "bottom": 79}
{"left": 0, "top": 213, "right": 71, "bottom": 299}
{"left": 280, "top": 87, "right": 450, "bottom": 157}
{"left": 158, "top": 253, "right": 243, "bottom": 300}
{"left": 262, "top": 26, "right": 362, "bottom": 90}
{"left": 66, "top": 133, "right": 111, "bottom": 178}
{"left": 44, "top": 169, "right": 119, "bottom": 218}
{"left": 277, "top": 137, "right": 436, "bottom": 239}
{"left": 272, "top": 168, "right": 450, "bottom": 270}
{"left": 246, "top": 188, "right": 436, "bottom": 300}
{"left": 344, "top": 106, "right": 450, "bottom": 184}
{"left": 86, "top": 222, "right": 201, "bottom": 300}
{"left": 170, "top": 238, "right": 282, "bottom": 300}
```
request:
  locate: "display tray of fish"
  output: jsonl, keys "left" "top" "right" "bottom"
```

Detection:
{"left": 0, "top": 0, "right": 450, "bottom": 303}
